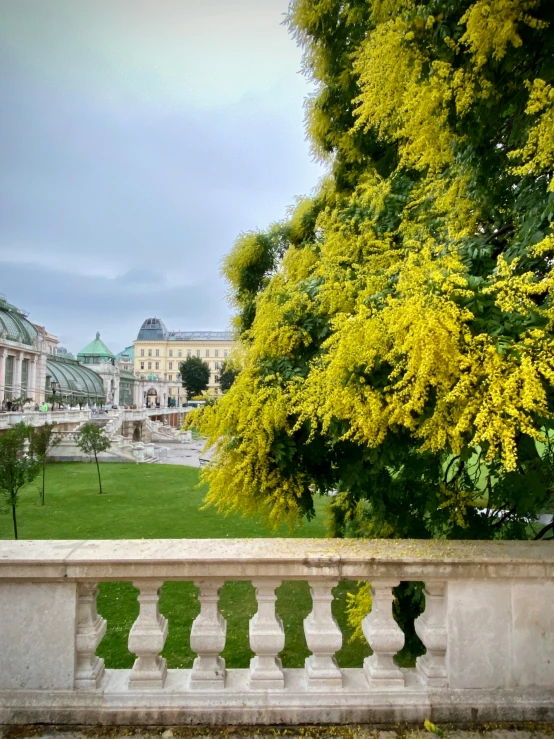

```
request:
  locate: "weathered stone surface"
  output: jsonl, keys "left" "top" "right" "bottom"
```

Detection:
{"left": 0, "top": 582, "right": 77, "bottom": 690}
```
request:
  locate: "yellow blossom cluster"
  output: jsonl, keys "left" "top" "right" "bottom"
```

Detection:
{"left": 194, "top": 0, "right": 553, "bottom": 530}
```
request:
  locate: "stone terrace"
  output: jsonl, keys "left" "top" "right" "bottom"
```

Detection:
{"left": 0, "top": 539, "right": 553, "bottom": 726}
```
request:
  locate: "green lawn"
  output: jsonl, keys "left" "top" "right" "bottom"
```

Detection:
{"left": 0, "top": 462, "right": 418, "bottom": 669}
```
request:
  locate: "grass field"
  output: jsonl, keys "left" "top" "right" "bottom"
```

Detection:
{"left": 0, "top": 462, "right": 419, "bottom": 669}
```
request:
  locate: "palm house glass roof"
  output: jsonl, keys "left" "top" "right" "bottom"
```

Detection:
{"left": 46, "top": 356, "right": 105, "bottom": 404}
{"left": 0, "top": 295, "right": 38, "bottom": 345}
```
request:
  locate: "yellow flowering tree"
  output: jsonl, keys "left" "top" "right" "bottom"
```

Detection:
{"left": 195, "top": 0, "right": 554, "bottom": 547}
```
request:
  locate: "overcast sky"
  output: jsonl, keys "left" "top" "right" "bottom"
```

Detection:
{"left": 0, "top": 0, "right": 323, "bottom": 354}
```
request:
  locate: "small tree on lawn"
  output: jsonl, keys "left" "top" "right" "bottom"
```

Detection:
{"left": 29, "top": 422, "right": 61, "bottom": 506}
{"left": 0, "top": 423, "right": 40, "bottom": 539}
{"left": 76, "top": 424, "right": 111, "bottom": 494}
{"left": 218, "top": 360, "right": 239, "bottom": 393}
{"left": 179, "top": 356, "right": 210, "bottom": 399}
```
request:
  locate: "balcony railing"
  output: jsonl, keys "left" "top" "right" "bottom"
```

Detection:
{"left": 0, "top": 538, "right": 553, "bottom": 725}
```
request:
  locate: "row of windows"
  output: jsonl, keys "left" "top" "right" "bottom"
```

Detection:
{"left": 139, "top": 348, "right": 228, "bottom": 359}
{"left": 139, "top": 360, "right": 222, "bottom": 371}
{"left": 137, "top": 367, "right": 221, "bottom": 385}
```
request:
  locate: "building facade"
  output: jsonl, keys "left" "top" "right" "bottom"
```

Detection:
{"left": 0, "top": 295, "right": 58, "bottom": 406}
{"left": 133, "top": 318, "right": 234, "bottom": 405}
{"left": 0, "top": 295, "right": 106, "bottom": 408}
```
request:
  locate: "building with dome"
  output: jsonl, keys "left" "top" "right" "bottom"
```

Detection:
{"left": 0, "top": 294, "right": 106, "bottom": 408}
{"left": 133, "top": 317, "right": 234, "bottom": 405}
{"left": 0, "top": 294, "right": 56, "bottom": 405}
{"left": 77, "top": 332, "right": 136, "bottom": 406}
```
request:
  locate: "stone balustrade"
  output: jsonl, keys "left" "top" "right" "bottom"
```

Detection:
{"left": 0, "top": 408, "right": 91, "bottom": 430}
{"left": 0, "top": 407, "right": 188, "bottom": 432}
{"left": 0, "top": 538, "right": 553, "bottom": 726}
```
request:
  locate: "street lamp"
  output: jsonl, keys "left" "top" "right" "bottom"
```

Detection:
{"left": 51, "top": 381, "right": 57, "bottom": 411}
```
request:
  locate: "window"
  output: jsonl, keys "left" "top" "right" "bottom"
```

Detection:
{"left": 140, "top": 362, "right": 144, "bottom": 370}
{"left": 168, "top": 374, "right": 172, "bottom": 381}
{"left": 148, "top": 362, "right": 152, "bottom": 370}
{"left": 178, "top": 350, "right": 182, "bottom": 358}
{"left": 215, "top": 349, "right": 219, "bottom": 358}
{"left": 156, "top": 349, "right": 160, "bottom": 357}
{"left": 187, "top": 350, "right": 191, "bottom": 358}
{"left": 141, "top": 349, "right": 144, "bottom": 357}
{"left": 169, "top": 362, "right": 173, "bottom": 370}
{"left": 224, "top": 350, "right": 228, "bottom": 358}
{"left": 169, "top": 349, "right": 173, "bottom": 357}
{"left": 196, "top": 349, "right": 200, "bottom": 357}
{"left": 155, "top": 362, "right": 160, "bottom": 370}
{"left": 205, "top": 349, "right": 209, "bottom": 357}
{"left": 215, "top": 361, "right": 220, "bottom": 370}
{"left": 215, "top": 375, "right": 220, "bottom": 384}
{"left": 148, "top": 349, "right": 152, "bottom": 357}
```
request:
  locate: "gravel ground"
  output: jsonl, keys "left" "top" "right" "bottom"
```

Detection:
{"left": 2, "top": 726, "right": 554, "bottom": 739}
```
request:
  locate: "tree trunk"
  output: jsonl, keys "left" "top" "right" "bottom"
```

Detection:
{"left": 95, "top": 451, "right": 103, "bottom": 494}
{"left": 42, "top": 456, "right": 46, "bottom": 506}
{"left": 11, "top": 502, "right": 18, "bottom": 540}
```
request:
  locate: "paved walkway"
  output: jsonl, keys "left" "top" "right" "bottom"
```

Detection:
{"left": 2, "top": 727, "right": 553, "bottom": 739}
{"left": 158, "top": 439, "right": 211, "bottom": 468}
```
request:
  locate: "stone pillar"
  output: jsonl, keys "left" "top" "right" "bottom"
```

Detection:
{"left": 190, "top": 580, "right": 226, "bottom": 689}
{"left": 128, "top": 580, "right": 168, "bottom": 689}
{"left": 249, "top": 579, "right": 285, "bottom": 689}
{"left": 0, "top": 349, "right": 6, "bottom": 404}
{"left": 75, "top": 583, "right": 107, "bottom": 689}
{"left": 13, "top": 352, "right": 22, "bottom": 398}
{"left": 362, "top": 581, "right": 405, "bottom": 688}
{"left": 35, "top": 350, "right": 47, "bottom": 404}
{"left": 28, "top": 357, "right": 37, "bottom": 402}
{"left": 415, "top": 581, "right": 447, "bottom": 687}
{"left": 303, "top": 579, "right": 342, "bottom": 689}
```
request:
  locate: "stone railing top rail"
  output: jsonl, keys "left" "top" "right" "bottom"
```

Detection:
{"left": 0, "top": 538, "right": 552, "bottom": 581}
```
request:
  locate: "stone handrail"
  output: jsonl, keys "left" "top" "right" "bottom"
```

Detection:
{"left": 0, "top": 538, "right": 553, "bottom": 726}
{"left": 0, "top": 408, "right": 91, "bottom": 429}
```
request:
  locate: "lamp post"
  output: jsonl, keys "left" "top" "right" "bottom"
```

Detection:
{"left": 51, "top": 380, "right": 57, "bottom": 411}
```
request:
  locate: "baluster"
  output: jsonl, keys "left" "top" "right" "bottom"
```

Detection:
{"left": 75, "top": 582, "right": 107, "bottom": 689}
{"left": 128, "top": 580, "right": 168, "bottom": 689}
{"left": 249, "top": 579, "right": 285, "bottom": 689}
{"left": 362, "top": 581, "right": 405, "bottom": 687}
{"left": 304, "top": 579, "right": 342, "bottom": 689}
{"left": 190, "top": 579, "right": 226, "bottom": 688}
{"left": 415, "top": 581, "right": 447, "bottom": 687}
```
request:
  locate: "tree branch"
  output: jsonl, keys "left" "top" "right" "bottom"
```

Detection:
{"left": 534, "top": 520, "right": 554, "bottom": 540}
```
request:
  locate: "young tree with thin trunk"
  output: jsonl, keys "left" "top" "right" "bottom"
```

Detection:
{"left": 0, "top": 423, "right": 40, "bottom": 539}
{"left": 29, "top": 422, "right": 61, "bottom": 506}
{"left": 76, "top": 424, "right": 111, "bottom": 494}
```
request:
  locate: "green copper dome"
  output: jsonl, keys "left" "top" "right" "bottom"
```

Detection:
{"left": 77, "top": 331, "right": 115, "bottom": 364}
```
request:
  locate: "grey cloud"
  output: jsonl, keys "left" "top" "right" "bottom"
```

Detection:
{"left": 0, "top": 0, "right": 323, "bottom": 349}
{"left": 0, "top": 261, "right": 229, "bottom": 353}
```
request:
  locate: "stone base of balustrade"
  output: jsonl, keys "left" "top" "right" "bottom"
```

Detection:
{"left": 1, "top": 669, "right": 553, "bottom": 726}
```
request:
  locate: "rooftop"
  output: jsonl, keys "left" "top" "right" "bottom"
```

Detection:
{"left": 0, "top": 295, "right": 38, "bottom": 346}
{"left": 136, "top": 318, "right": 232, "bottom": 342}
{"left": 46, "top": 355, "right": 106, "bottom": 403}
{"left": 77, "top": 331, "right": 115, "bottom": 360}
{"left": 167, "top": 330, "right": 233, "bottom": 341}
